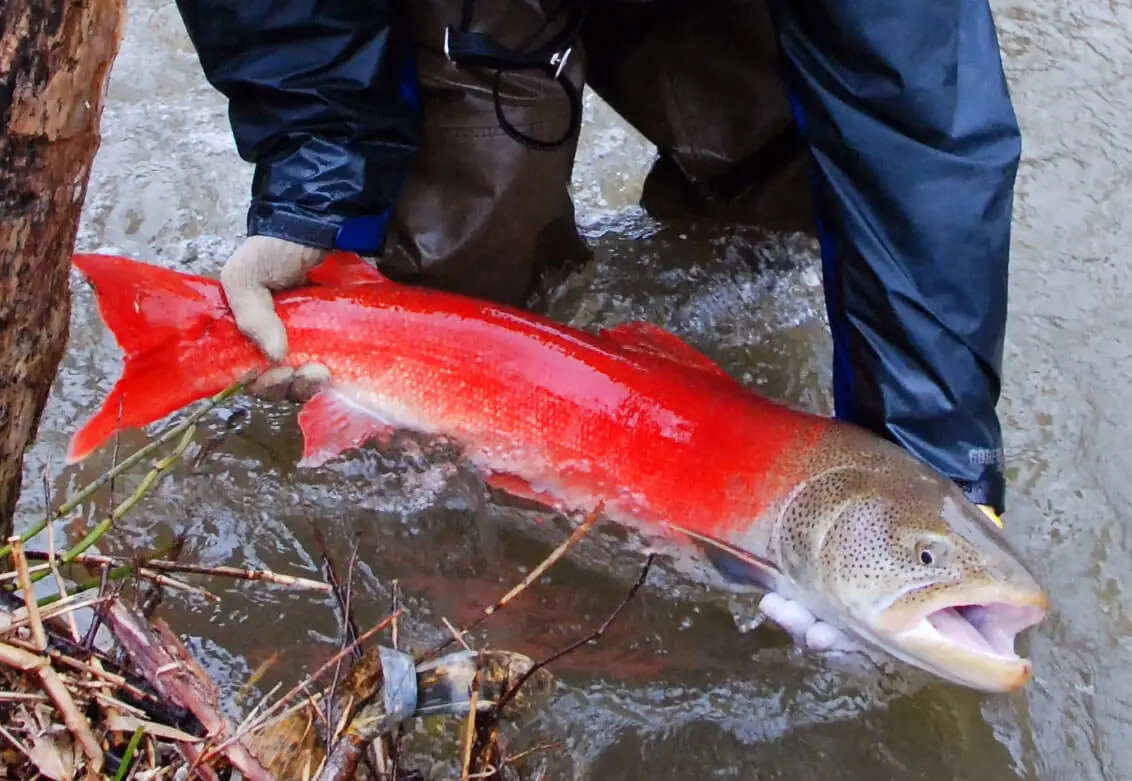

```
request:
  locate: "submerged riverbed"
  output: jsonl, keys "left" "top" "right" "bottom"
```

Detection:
{"left": 13, "top": 0, "right": 1132, "bottom": 778}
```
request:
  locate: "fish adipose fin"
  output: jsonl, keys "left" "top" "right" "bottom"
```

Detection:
{"left": 297, "top": 389, "right": 396, "bottom": 468}
{"left": 599, "top": 322, "right": 736, "bottom": 381}
{"left": 669, "top": 523, "right": 781, "bottom": 591}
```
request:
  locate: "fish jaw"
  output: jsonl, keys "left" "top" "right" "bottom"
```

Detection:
{"left": 864, "top": 583, "right": 1049, "bottom": 693}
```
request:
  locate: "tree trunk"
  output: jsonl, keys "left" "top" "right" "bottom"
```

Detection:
{"left": 0, "top": 1, "right": 126, "bottom": 538}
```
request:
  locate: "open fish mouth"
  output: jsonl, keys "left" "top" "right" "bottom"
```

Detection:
{"left": 875, "top": 588, "right": 1049, "bottom": 692}
{"left": 923, "top": 601, "right": 1047, "bottom": 661}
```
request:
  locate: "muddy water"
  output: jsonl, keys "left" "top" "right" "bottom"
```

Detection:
{"left": 12, "top": 0, "right": 1132, "bottom": 778}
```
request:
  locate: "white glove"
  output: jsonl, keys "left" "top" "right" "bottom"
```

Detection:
{"left": 758, "top": 592, "right": 858, "bottom": 652}
{"left": 220, "top": 235, "right": 332, "bottom": 402}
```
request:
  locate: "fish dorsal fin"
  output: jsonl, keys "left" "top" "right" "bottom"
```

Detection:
{"left": 669, "top": 523, "right": 782, "bottom": 591}
{"left": 306, "top": 251, "right": 390, "bottom": 287}
{"left": 600, "top": 322, "right": 733, "bottom": 379}
{"left": 296, "top": 389, "right": 395, "bottom": 468}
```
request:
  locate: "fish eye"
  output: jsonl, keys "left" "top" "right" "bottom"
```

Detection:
{"left": 915, "top": 539, "right": 946, "bottom": 567}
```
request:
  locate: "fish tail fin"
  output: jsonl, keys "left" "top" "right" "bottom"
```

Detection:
{"left": 66, "top": 253, "right": 246, "bottom": 464}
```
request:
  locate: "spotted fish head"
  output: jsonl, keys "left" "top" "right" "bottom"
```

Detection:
{"left": 773, "top": 425, "right": 1048, "bottom": 693}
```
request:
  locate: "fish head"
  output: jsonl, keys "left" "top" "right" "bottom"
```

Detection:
{"left": 773, "top": 428, "right": 1049, "bottom": 693}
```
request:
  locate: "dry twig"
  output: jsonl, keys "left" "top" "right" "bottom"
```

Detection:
{"left": 102, "top": 600, "right": 272, "bottom": 781}
{"left": 6, "top": 550, "right": 331, "bottom": 594}
{"left": 0, "top": 641, "right": 104, "bottom": 771}
{"left": 43, "top": 463, "right": 83, "bottom": 645}
{"left": 498, "top": 553, "right": 654, "bottom": 713}
{"left": 460, "top": 652, "right": 485, "bottom": 781}
{"left": 6, "top": 538, "right": 46, "bottom": 651}
{"left": 420, "top": 503, "right": 604, "bottom": 663}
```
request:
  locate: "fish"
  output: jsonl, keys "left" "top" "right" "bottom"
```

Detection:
{"left": 66, "top": 250, "right": 1049, "bottom": 693}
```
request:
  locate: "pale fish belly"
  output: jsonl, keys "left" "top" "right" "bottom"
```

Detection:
{"left": 323, "top": 380, "right": 669, "bottom": 536}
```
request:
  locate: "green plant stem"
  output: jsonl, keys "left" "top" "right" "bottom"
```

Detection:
{"left": 0, "top": 378, "right": 247, "bottom": 561}
{"left": 21, "top": 427, "right": 200, "bottom": 601}
{"left": 54, "top": 428, "right": 195, "bottom": 571}
{"left": 36, "top": 563, "right": 139, "bottom": 607}
{"left": 113, "top": 726, "right": 146, "bottom": 781}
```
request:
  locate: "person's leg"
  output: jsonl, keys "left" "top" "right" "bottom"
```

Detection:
{"left": 582, "top": 0, "right": 814, "bottom": 232}
{"left": 764, "top": 0, "right": 1018, "bottom": 513}
{"left": 380, "top": 0, "right": 593, "bottom": 309}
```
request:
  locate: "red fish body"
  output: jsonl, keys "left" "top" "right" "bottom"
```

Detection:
{"left": 68, "top": 251, "right": 1050, "bottom": 694}
{"left": 68, "top": 251, "right": 829, "bottom": 545}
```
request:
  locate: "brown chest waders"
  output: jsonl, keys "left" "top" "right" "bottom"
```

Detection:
{"left": 382, "top": 0, "right": 809, "bottom": 309}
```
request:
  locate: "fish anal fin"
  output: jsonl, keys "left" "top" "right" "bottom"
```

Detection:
{"left": 296, "top": 389, "right": 394, "bottom": 468}
{"left": 306, "top": 251, "right": 390, "bottom": 287}
{"left": 483, "top": 472, "right": 567, "bottom": 514}
{"left": 669, "top": 523, "right": 781, "bottom": 591}
{"left": 600, "top": 322, "right": 733, "bottom": 379}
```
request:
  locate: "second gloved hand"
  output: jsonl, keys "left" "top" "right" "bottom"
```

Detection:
{"left": 221, "top": 235, "right": 332, "bottom": 403}
{"left": 978, "top": 504, "right": 1004, "bottom": 529}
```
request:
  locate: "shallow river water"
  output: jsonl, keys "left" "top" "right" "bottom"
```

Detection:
{"left": 13, "top": 1, "right": 1132, "bottom": 779}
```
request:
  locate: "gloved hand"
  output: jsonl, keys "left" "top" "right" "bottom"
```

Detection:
{"left": 759, "top": 592, "right": 859, "bottom": 653}
{"left": 220, "top": 235, "right": 332, "bottom": 403}
{"left": 978, "top": 504, "right": 1004, "bottom": 529}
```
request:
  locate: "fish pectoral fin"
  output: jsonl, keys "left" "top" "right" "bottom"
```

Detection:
{"left": 599, "top": 322, "right": 736, "bottom": 381}
{"left": 305, "top": 251, "right": 390, "bottom": 287}
{"left": 669, "top": 523, "right": 782, "bottom": 591}
{"left": 296, "top": 389, "right": 395, "bottom": 468}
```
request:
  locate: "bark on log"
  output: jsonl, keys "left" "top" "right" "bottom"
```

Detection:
{"left": 0, "top": 1, "right": 125, "bottom": 538}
